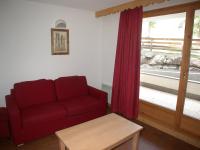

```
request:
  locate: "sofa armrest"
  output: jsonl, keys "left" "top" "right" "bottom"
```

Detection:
{"left": 88, "top": 86, "right": 108, "bottom": 102}
{"left": 6, "top": 95, "right": 22, "bottom": 132}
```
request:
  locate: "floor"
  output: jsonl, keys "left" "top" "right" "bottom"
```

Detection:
{"left": 140, "top": 86, "right": 200, "bottom": 120}
{"left": 0, "top": 122, "right": 199, "bottom": 150}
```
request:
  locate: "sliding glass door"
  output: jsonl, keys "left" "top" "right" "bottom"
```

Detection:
{"left": 139, "top": 2, "right": 200, "bottom": 139}
{"left": 140, "top": 13, "right": 186, "bottom": 111}
{"left": 180, "top": 9, "right": 200, "bottom": 136}
{"left": 183, "top": 9, "right": 200, "bottom": 121}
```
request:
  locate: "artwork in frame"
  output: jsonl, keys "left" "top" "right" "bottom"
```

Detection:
{"left": 51, "top": 28, "right": 69, "bottom": 55}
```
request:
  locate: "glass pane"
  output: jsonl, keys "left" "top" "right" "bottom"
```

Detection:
{"left": 140, "top": 13, "right": 186, "bottom": 110}
{"left": 183, "top": 10, "right": 200, "bottom": 120}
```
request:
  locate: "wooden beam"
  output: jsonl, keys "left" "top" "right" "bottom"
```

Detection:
{"left": 143, "top": 1, "right": 200, "bottom": 18}
{"left": 95, "top": 0, "right": 167, "bottom": 17}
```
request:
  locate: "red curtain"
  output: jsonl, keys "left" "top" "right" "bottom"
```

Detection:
{"left": 111, "top": 7, "right": 143, "bottom": 119}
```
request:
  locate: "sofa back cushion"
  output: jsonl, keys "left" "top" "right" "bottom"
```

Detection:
{"left": 55, "top": 76, "right": 88, "bottom": 101}
{"left": 14, "top": 79, "right": 56, "bottom": 109}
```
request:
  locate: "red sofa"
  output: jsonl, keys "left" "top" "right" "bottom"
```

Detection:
{"left": 6, "top": 76, "right": 107, "bottom": 145}
{"left": 0, "top": 107, "right": 10, "bottom": 138}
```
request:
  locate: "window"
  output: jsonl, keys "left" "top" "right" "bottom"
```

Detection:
{"left": 140, "top": 13, "right": 186, "bottom": 110}
{"left": 183, "top": 9, "right": 200, "bottom": 120}
{"left": 139, "top": 1, "right": 200, "bottom": 140}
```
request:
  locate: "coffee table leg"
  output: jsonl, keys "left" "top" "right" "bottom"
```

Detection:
{"left": 131, "top": 131, "right": 140, "bottom": 150}
{"left": 58, "top": 140, "right": 66, "bottom": 150}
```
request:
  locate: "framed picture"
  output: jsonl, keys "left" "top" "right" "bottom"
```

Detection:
{"left": 51, "top": 28, "right": 69, "bottom": 55}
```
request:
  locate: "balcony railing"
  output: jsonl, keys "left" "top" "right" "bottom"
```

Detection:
{"left": 141, "top": 37, "right": 200, "bottom": 72}
{"left": 141, "top": 37, "right": 200, "bottom": 52}
{"left": 140, "top": 37, "right": 200, "bottom": 91}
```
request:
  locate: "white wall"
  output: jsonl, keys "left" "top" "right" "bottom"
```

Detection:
{"left": 0, "top": 0, "right": 102, "bottom": 106}
{"left": 101, "top": 14, "right": 119, "bottom": 86}
{"left": 101, "top": 0, "right": 199, "bottom": 87}
{"left": 0, "top": 0, "right": 198, "bottom": 106}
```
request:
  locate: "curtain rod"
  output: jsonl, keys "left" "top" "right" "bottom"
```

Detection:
{"left": 95, "top": 0, "right": 169, "bottom": 18}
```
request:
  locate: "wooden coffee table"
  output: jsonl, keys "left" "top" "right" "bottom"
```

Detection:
{"left": 56, "top": 113, "right": 143, "bottom": 150}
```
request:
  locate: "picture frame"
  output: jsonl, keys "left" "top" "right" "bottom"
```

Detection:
{"left": 51, "top": 28, "right": 69, "bottom": 55}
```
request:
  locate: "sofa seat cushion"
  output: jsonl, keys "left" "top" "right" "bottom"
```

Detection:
{"left": 55, "top": 76, "right": 88, "bottom": 101}
{"left": 60, "top": 96, "right": 103, "bottom": 116}
{"left": 22, "top": 103, "right": 67, "bottom": 128}
{"left": 14, "top": 79, "right": 56, "bottom": 109}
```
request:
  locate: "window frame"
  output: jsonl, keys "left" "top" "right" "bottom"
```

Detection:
{"left": 139, "top": 1, "right": 200, "bottom": 147}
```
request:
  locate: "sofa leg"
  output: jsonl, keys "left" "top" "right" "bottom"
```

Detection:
{"left": 17, "top": 143, "right": 24, "bottom": 147}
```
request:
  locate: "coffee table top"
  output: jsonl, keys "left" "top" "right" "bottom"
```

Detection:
{"left": 56, "top": 113, "right": 143, "bottom": 150}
